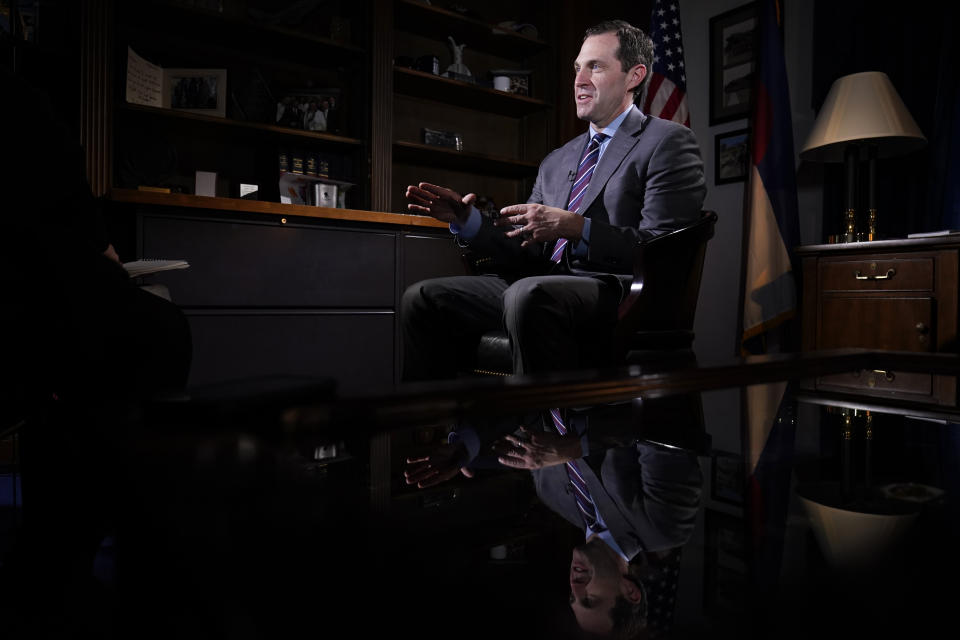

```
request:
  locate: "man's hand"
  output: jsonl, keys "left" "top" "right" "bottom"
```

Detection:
{"left": 494, "top": 427, "right": 583, "bottom": 470}
{"left": 494, "top": 204, "right": 584, "bottom": 247}
{"left": 405, "top": 182, "right": 476, "bottom": 225}
{"left": 103, "top": 243, "right": 121, "bottom": 265}
{"left": 404, "top": 441, "right": 472, "bottom": 489}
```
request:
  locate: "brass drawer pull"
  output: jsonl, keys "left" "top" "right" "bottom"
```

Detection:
{"left": 854, "top": 268, "right": 895, "bottom": 280}
{"left": 871, "top": 369, "right": 895, "bottom": 382}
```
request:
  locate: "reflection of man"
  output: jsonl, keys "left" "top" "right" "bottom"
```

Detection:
{"left": 408, "top": 397, "right": 704, "bottom": 637}
{"left": 401, "top": 19, "right": 706, "bottom": 384}
{"left": 500, "top": 417, "right": 702, "bottom": 637}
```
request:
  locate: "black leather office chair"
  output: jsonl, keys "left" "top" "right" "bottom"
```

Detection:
{"left": 471, "top": 210, "right": 718, "bottom": 375}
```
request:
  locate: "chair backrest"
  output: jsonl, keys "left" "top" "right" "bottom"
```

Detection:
{"left": 616, "top": 211, "right": 717, "bottom": 349}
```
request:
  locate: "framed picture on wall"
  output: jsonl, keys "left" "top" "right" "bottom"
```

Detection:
{"left": 709, "top": 2, "right": 759, "bottom": 125}
{"left": 715, "top": 129, "right": 750, "bottom": 185}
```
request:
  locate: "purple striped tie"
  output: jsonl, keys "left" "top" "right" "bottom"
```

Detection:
{"left": 549, "top": 408, "right": 604, "bottom": 531}
{"left": 551, "top": 132, "right": 609, "bottom": 263}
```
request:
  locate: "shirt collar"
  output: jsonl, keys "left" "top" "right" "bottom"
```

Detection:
{"left": 589, "top": 104, "right": 637, "bottom": 140}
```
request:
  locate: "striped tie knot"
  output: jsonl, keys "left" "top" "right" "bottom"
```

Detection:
{"left": 552, "top": 131, "right": 610, "bottom": 263}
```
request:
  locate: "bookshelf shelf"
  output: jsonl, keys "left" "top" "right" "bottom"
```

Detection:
{"left": 117, "top": 103, "right": 363, "bottom": 147}
{"left": 393, "top": 67, "right": 550, "bottom": 117}
{"left": 393, "top": 141, "right": 539, "bottom": 178}
{"left": 110, "top": 188, "right": 446, "bottom": 228}
{"left": 394, "top": 0, "right": 547, "bottom": 57}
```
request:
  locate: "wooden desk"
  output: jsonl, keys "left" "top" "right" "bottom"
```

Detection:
{"left": 797, "top": 237, "right": 960, "bottom": 405}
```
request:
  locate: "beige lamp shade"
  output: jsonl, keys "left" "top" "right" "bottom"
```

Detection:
{"left": 800, "top": 71, "right": 927, "bottom": 161}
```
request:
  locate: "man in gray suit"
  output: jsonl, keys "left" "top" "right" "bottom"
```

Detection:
{"left": 402, "top": 19, "right": 706, "bottom": 383}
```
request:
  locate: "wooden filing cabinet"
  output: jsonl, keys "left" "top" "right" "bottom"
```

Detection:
{"left": 798, "top": 237, "right": 960, "bottom": 405}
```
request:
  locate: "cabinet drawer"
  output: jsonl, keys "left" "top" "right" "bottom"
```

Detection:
{"left": 818, "top": 297, "right": 934, "bottom": 351}
{"left": 185, "top": 312, "right": 395, "bottom": 393}
{"left": 815, "top": 370, "right": 956, "bottom": 405}
{"left": 819, "top": 257, "right": 933, "bottom": 292}
{"left": 141, "top": 216, "right": 396, "bottom": 307}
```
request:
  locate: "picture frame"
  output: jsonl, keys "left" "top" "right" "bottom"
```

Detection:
{"left": 711, "top": 450, "right": 745, "bottom": 505}
{"left": 714, "top": 129, "right": 750, "bottom": 185}
{"left": 164, "top": 68, "right": 227, "bottom": 118}
{"left": 709, "top": 2, "right": 758, "bottom": 125}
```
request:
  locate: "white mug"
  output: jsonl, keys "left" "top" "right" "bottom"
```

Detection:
{"left": 493, "top": 75, "right": 511, "bottom": 92}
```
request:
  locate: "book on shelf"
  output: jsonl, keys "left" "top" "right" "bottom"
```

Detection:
{"left": 906, "top": 229, "right": 960, "bottom": 238}
{"left": 122, "top": 259, "right": 190, "bottom": 278}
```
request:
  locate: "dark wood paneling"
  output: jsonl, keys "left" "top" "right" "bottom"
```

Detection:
{"left": 141, "top": 215, "right": 396, "bottom": 307}
{"left": 185, "top": 312, "right": 394, "bottom": 394}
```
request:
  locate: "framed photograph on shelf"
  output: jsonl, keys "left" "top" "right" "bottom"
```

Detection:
{"left": 164, "top": 68, "right": 227, "bottom": 118}
{"left": 709, "top": 2, "right": 758, "bottom": 125}
{"left": 711, "top": 451, "right": 745, "bottom": 505}
{"left": 714, "top": 129, "right": 750, "bottom": 185}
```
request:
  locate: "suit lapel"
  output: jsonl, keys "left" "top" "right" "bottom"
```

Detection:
{"left": 578, "top": 107, "right": 649, "bottom": 215}
{"left": 555, "top": 132, "right": 590, "bottom": 208}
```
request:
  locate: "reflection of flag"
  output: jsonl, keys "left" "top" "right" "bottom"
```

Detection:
{"left": 643, "top": 0, "right": 690, "bottom": 126}
{"left": 740, "top": 0, "right": 801, "bottom": 347}
{"left": 740, "top": 0, "right": 800, "bottom": 599}
{"left": 743, "top": 382, "right": 795, "bottom": 591}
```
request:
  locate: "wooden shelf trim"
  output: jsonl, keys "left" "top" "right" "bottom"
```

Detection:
{"left": 395, "top": 0, "right": 548, "bottom": 57}
{"left": 394, "top": 67, "right": 550, "bottom": 116}
{"left": 393, "top": 141, "right": 540, "bottom": 178}
{"left": 110, "top": 188, "right": 447, "bottom": 228}
{"left": 118, "top": 103, "right": 363, "bottom": 146}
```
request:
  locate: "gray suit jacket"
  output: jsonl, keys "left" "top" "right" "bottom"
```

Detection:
{"left": 532, "top": 442, "right": 703, "bottom": 559}
{"left": 465, "top": 107, "right": 706, "bottom": 280}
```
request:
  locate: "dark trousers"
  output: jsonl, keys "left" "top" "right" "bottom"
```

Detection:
{"left": 400, "top": 274, "right": 620, "bottom": 381}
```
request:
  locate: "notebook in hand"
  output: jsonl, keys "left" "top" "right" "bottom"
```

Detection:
{"left": 122, "top": 259, "right": 190, "bottom": 278}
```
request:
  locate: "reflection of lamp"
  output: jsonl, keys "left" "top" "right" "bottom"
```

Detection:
{"left": 800, "top": 71, "right": 926, "bottom": 242}
{"left": 797, "top": 485, "right": 919, "bottom": 570}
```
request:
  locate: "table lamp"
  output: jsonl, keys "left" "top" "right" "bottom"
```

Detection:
{"left": 800, "top": 71, "right": 926, "bottom": 242}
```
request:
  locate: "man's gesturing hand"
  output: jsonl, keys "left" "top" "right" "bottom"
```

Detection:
{"left": 494, "top": 203, "right": 584, "bottom": 247}
{"left": 405, "top": 182, "right": 476, "bottom": 225}
{"left": 494, "top": 427, "right": 583, "bottom": 470}
{"left": 404, "top": 441, "right": 472, "bottom": 489}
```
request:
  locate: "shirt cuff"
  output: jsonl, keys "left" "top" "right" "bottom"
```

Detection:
{"left": 449, "top": 205, "right": 482, "bottom": 240}
{"left": 447, "top": 426, "right": 481, "bottom": 463}
{"left": 571, "top": 218, "right": 591, "bottom": 257}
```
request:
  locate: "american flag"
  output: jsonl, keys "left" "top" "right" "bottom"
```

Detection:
{"left": 642, "top": 0, "right": 690, "bottom": 126}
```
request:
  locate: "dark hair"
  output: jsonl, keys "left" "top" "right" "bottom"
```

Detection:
{"left": 583, "top": 20, "right": 654, "bottom": 100}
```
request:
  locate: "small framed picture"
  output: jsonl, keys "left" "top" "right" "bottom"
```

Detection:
{"left": 711, "top": 451, "right": 745, "bottom": 505}
{"left": 164, "top": 68, "right": 227, "bottom": 118}
{"left": 709, "top": 2, "right": 758, "bottom": 125}
{"left": 714, "top": 129, "right": 749, "bottom": 185}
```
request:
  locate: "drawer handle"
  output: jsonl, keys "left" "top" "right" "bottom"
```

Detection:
{"left": 872, "top": 369, "right": 896, "bottom": 382}
{"left": 854, "top": 268, "right": 895, "bottom": 280}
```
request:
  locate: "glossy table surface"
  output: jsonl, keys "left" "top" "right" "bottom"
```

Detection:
{"left": 121, "top": 349, "right": 960, "bottom": 638}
